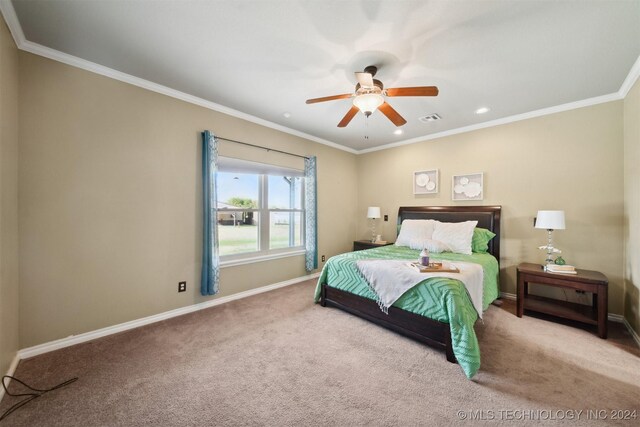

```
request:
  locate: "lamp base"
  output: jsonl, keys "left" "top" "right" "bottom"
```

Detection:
{"left": 541, "top": 229, "right": 558, "bottom": 270}
{"left": 369, "top": 218, "right": 376, "bottom": 244}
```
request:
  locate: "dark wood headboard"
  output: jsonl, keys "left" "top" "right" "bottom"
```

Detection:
{"left": 397, "top": 206, "right": 502, "bottom": 262}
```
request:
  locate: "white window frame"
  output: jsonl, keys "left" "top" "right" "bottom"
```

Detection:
{"left": 219, "top": 174, "right": 305, "bottom": 267}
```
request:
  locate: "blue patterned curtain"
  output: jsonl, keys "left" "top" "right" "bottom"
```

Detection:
{"left": 305, "top": 156, "right": 318, "bottom": 271}
{"left": 201, "top": 131, "right": 220, "bottom": 295}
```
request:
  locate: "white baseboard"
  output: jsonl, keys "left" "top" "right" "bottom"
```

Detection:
{"left": 7, "top": 277, "right": 637, "bottom": 385}
{"left": 622, "top": 318, "right": 640, "bottom": 348}
{"left": 500, "top": 291, "right": 516, "bottom": 300}
{"left": 499, "top": 292, "right": 640, "bottom": 347}
{"left": 0, "top": 354, "right": 20, "bottom": 402}
{"left": 607, "top": 313, "right": 624, "bottom": 323}
{"left": 17, "top": 273, "right": 320, "bottom": 361}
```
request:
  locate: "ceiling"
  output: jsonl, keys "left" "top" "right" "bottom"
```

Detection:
{"left": 6, "top": 0, "right": 640, "bottom": 152}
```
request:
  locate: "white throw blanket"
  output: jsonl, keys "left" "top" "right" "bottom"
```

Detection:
{"left": 355, "top": 260, "right": 484, "bottom": 318}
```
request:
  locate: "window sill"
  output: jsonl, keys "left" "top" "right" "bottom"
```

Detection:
{"left": 220, "top": 249, "right": 306, "bottom": 268}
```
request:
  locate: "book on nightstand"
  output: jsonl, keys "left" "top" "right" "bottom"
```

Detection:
{"left": 546, "top": 264, "right": 577, "bottom": 274}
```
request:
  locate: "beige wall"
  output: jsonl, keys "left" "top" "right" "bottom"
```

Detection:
{"left": 0, "top": 17, "right": 19, "bottom": 374}
{"left": 9, "top": 36, "right": 639, "bottom": 349}
{"left": 357, "top": 102, "right": 625, "bottom": 315}
{"left": 18, "top": 52, "right": 357, "bottom": 348}
{"left": 624, "top": 79, "right": 640, "bottom": 335}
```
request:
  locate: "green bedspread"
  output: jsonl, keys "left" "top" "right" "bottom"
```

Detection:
{"left": 314, "top": 245, "right": 499, "bottom": 378}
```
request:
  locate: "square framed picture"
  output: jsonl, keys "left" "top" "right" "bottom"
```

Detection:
{"left": 413, "top": 169, "right": 438, "bottom": 195}
{"left": 452, "top": 173, "right": 484, "bottom": 201}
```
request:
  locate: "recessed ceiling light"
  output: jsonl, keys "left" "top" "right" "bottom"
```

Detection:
{"left": 393, "top": 129, "right": 403, "bottom": 135}
{"left": 475, "top": 107, "right": 490, "bottom": 114}
{"left": 283, "top": 112, "right": 291, "bottom": 118}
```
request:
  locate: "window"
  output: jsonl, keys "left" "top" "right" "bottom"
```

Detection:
{"left": 217, "top": 160, "right": 305, "bottom": 261}
{"left": 217, "top": 172, "right": 260, "bottom": 256}
{"left": 268, "top": 175, "right": 304, "bottom": 250}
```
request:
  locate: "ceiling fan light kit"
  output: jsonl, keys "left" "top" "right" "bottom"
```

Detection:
{"left": 353, "top": 93, "right": 384, "bottom": 117}
{"left": 306, "top": 65, "right": 439, "bottom": 129}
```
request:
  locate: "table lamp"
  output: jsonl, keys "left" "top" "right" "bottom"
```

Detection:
{"left": 367, "top": 207, "right": 381, "bottom": 243}
{"left": 535, "top": 210, "right": 565, "bottom": 269}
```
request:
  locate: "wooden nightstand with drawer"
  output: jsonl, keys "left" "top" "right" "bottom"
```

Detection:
{"left": 353, "top": 240, "right": 394, "bottom": 251}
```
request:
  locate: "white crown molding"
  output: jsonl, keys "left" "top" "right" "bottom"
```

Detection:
{"left": 619, "top": 55, "right": 640, "bottom": 98}
{"left": 0, "top": 0, "right": 356, "bottom": 156}
{"left": 359, "top": 92, "right": 622, "bottom": 154}
{"left": 2, "top": 0, "right": 639, "bottom": 157}
{"left": 17, "top": 272, "right": 320, "bottom": 360}
{"left": 20, "top": 39, "right": 358, "bottom": 155}
{"left": 0, "top": 0, "right": 24, "bottom": 45}
{"left": 359, "top": 52, "right": 639, "bottom": 154}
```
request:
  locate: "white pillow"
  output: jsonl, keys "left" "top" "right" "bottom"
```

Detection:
{"left": 418, "top": 239, "right": 452, "bottom": 253}
{"left": 431, "top": 221, "right": 478, "bottom": 255}
{"left": 395, "top": 220, "right": 437, "bottom": 248}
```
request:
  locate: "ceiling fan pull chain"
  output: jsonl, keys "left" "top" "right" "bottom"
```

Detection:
{"left": 364, "top": 115, "right": 369, "bottom": 140}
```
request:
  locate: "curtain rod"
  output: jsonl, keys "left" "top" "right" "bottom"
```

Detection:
{"left": 215, "top": 136, "right": 309, "bottom": 160}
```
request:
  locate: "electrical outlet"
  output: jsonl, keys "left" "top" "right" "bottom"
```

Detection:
{"left": 384, "top": 215, "right": 388, "bottom": 221}
{"left": 321, "top": 255, "right": 326, "bottom": 262}
{"left": 178, "top": 281, "right": 186, "bottom": 292}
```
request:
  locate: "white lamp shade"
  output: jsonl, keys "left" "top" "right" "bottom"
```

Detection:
{"left": 367, "top": 206, "right": 381, "bottom": 219}
{"left": 353, "top": 94, "right": 384, "bottom": 115}
{"left": 535, "top": 210, "right": 566, "bottom": 230}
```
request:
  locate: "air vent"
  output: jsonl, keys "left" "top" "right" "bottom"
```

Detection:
{"left": 419, "top": 114, "right": 441, "bottom": 123}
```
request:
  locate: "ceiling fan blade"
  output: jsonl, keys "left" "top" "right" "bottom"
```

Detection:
{"left": 386, "top": 86, "right": 439, "bottom": 97}
{"left": 337, "top": 106, "right": 360, "bottom": 128}
{"left": 306, "top": 93, "right": 352, "bottom": 104}
{"left": 378, "top": 102, "right": 407, "bottom": 127}
{"left": 355, "top": 72, "right": 374, "bottom": 88}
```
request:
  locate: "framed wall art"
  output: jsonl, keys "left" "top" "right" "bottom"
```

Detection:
{"left": 452, "top": 172, "right": 483, "bottom": 201}
{"left": 413, "top": 169, "right": 439, "bottom": 195}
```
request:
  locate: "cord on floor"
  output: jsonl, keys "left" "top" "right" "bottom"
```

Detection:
{"left": 0, "top": 375, "right": 78, "bottom": 422}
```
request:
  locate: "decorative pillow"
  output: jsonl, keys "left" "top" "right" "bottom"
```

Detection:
{"left": 471, "top": 227, "right": 496, "bottom": 253}
{"left": 395, "top": 219, "right": 437, "bottom": 248}
{"left": 431, "top": 220, "right": 478, "bottom": 255}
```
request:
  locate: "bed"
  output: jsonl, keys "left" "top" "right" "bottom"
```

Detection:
{"left": 314, "top": 205, "right": 501, "bottom": 378}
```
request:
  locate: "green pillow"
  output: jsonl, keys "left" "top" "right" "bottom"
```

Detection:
{"left": 472, "top": 227, "right": 496, "bottom": 253}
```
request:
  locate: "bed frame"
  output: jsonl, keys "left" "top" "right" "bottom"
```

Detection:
{"left": 320, "top": 205, "right": 501, "bottom": 363}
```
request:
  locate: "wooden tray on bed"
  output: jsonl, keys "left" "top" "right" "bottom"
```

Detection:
{"left": 408, "top": 262, "right": 460, "bottom": 273}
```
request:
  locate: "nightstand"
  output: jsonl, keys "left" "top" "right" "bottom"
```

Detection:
{"left": 516, "top": 262, "right": 608, "bottom": 338}
{"left": 353, "top": 240, "right": 394, "bottom": 251}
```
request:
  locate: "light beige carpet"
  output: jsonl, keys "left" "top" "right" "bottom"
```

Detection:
{"left": 1, "top": 280, "right": 639, "bottom": 426}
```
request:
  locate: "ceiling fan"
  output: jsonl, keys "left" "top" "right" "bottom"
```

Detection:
{"left": 305, "top": 65, "right": 439, "bottom": 128}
